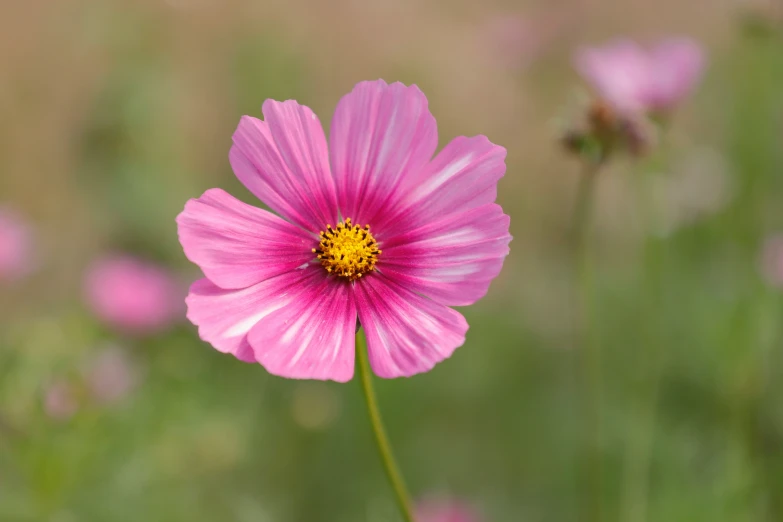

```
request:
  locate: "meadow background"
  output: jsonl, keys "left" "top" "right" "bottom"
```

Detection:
{"left": 1, "top": 0, "right": 783, "bottom": 521}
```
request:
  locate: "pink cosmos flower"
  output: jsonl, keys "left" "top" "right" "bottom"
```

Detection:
{"left": 481, "top": 14, "right": 537, "bottom": 70}
{"left": 761, "top": 234, "right": 783, "bottom": 288}
{"left": 575, "top": 38, "right": 705, "bottom": 114}
{"left": 0, "top": 206, "right": 33, "bottom": 281}
{"left": 84, "top": 255, "right": 183, "bottom": 335}
{"left": 416, "top": 497, "right": 483, "bottom": 522}
{"left": 481, "top": 11, "right": 570, "bottom": 71}
{"left": 43, "top": 380, "right": 79, "bottom": 420}
{"left": 177, "top": 80, "right": 511, "bottom": 381}
{"left": 84, "top": 346, "right": 140, "bottom": 405}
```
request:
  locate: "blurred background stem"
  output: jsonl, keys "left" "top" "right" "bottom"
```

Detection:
{"left": 725, "top": 33, "right": 783, "bottom": 521}
{"left": 570, "top": 160, "right": 602, "bottom": 522}
{"left": 356, "top": 330, "right": 415, "bottom": 522}
{"left": 620, "top": 165, "right": 666, "bottom": 522}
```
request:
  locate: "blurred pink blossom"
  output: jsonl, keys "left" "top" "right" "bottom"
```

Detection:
{"left": 481, "top": 12, "right": 569, "bottom": 71}
{"left": 416, "top": 497, "right": 482, "bottom": 522}
{"left": 84, "top": 255, "right": 183, "bottom": 335}
{"left": 43, "top": 380, "right": 79, "bottom": 420}
{"left": 481, "top": 14, "right": 537, "bottom": 70}
{"left": 85, "top": 346, "right": 140, "bottom": 404}
{"left": 575, "top": 38, "right": 705, "bottom": 114}
{"left": 761, "top": 235, "right": 783, "bottom": 288}
{"left": 0, "top": 206, "right": 33, "bottom": 281}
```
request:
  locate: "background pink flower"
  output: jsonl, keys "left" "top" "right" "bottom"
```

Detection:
{"left": 575, "top": 37, "right": 705, "bottom": 114}
{"left": 760, "top": 234, "right": 783, "bottom": 288}
{"left": 0, "top": 206, "right": 33, "bottom": 282}
{"left": 416, "top": 497, "right": 483, "bottom": 522}
{"left": 480, "top": 11, "right": 571, "bottom": 71}
{"left": 43, "top": 380, "right": 79, "bottom": 421}
{"left": 178, "top": 80, "right": 511, "bottom": 381}
{"left": 480, "top": 14, "right": 539, "bottom": 71}
{"left": 84, "top": 345, "right": 140, "bottom": 405}
{"left": 84, "top": 255, "right": 183, "bottom": 335}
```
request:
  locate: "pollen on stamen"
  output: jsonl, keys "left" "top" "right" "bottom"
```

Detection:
{"left": 314, "top": 218, "right": 380, "bottom": 281}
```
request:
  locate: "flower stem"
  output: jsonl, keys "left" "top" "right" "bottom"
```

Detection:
{"left": 356, "top": 330, "right": 415, "bottom": 522}
{"left": 570, "top": 160, "right": 602, "bottom": 522}
{"left": 570, "top": 162, "right": 599, "bottom": 248}
{"left": 620, "top": 165, "right": 665, "bottom": 522}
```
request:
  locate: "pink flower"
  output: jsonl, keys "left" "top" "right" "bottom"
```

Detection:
{"left": 416, "top": 497, "right": 483, "bottom": 522}
{"left": 481, "top": 11, "right": 570, "bottom": 71}
{"left": 0, "top": 206, "right": 33, "bottom": 281}
{"left": 481, "top": 14, "right": 537, "bottom": 70}
{"left": 43, "top": 380, "right": 79, "bottom": 420}
{"left": 84, "top": 346, "right": 140, "bottom": 404}
{"left": 177, "top": 80, "right": 511, "bottom": 381}
{"left": 84, "top": 255, "right": 183, "bottom": 335}
{"left": 575, "top": 38, "right": 705, "bottom": 114}
{"left": 761, "top": 234, "right": 783, "bottom": 288}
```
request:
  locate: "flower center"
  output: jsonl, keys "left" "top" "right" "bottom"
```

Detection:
{"left": 312, "top": 218, "right": 381, "bottom": 281}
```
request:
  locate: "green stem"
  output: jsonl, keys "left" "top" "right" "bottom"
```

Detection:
{"left": 356, "top": 330, "right": 415, "bottom": 522}
{"left": 736, "top": 292, "right": 782, "bottom": 522}
{"left": 570, "top": 160, "right": 602, "bottom": 522}
{"left": 570, "top": 162, "right": 599, "bottom": 248}
{"left": 621, "top": 168, "right": 665, "bottom": 522}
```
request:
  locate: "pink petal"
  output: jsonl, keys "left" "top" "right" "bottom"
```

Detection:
{"left": 329, "top": 80, "right": 438, "bottom": 226}
{"left": 0, "top": 206, "right": 34, "bottom": 281}
{"left": 380, "top": 204, "right": 511, "bottom": 306}
{"left": 84, "top": 255, "right": 183, "bottom": 335}
{"left": 262, "top": 99, "right": 339, "bottom": 226}
{"left": 355, "top": 274, "right": 468, "bottom": 378}
{"left": 230, "top": 102, "right": 337, "bottom": 233}
{"left": 375, "top": 135, "right": 507, "bottom": 234}
{"left": 575, "top": 39, "right": 651, "bottom": 113}
{"left": 248, "top": 272, "right": 356, "bottom": 382}
{"left": 185, "top": 268, "right": 321, "bottom": 363}
{"left": 648, "top": 38, "right": 704, "bottom": 109}
{"left": 177, "top": 188, "right": 315, "bottom": 290}
{"left": 416, "top": 497, "right": 483, "bottom": 522}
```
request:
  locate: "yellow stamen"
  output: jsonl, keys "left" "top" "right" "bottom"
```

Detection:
{"left": 313, "top": 217, "right": 380, "bottom": 281}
